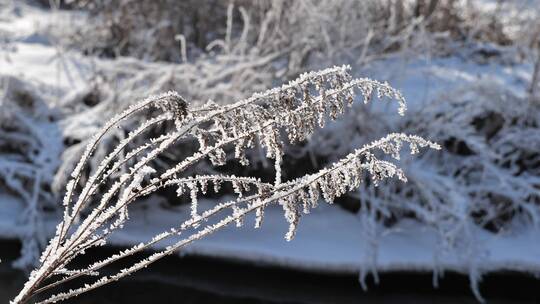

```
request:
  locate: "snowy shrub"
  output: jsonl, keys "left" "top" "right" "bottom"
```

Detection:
{"left": 11, "top": 65, "right": 439, "bottom": 303}
{"left": 0, "top": 75, "right": 63, "bottom": 270}
{"left": 404, "top": 82, "right": 540, "bottom": 231}
{"left": 400, "top": 83, "right": 540, "bottom": 299}
{"left": 60, "top": 0, "right": 519, "bottom": 67}
{"left": 58, "top": 1, "right": 433, "bottom": 67}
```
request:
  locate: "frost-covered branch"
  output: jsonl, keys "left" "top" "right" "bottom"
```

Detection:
{"left": 12, "top": 66, "right": 437, "bottom": 304}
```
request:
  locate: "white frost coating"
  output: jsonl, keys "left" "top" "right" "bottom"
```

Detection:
{"left": 12, "top": 66, "right": 438, "bottom": 304}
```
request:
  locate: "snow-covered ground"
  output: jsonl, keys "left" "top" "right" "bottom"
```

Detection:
{"left": 1, "top": 192, "right": 539, "bottom": 279}
{"left": 1, "top": 1, "right": 540, "bottom": 298}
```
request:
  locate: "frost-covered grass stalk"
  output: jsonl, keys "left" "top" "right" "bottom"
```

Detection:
{"left": 12, "top": 65, "right": 439, "bottom": 303}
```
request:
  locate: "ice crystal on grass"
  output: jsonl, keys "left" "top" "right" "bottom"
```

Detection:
{"left": 12, "top": 66, "right": 437, "bottom": 304}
